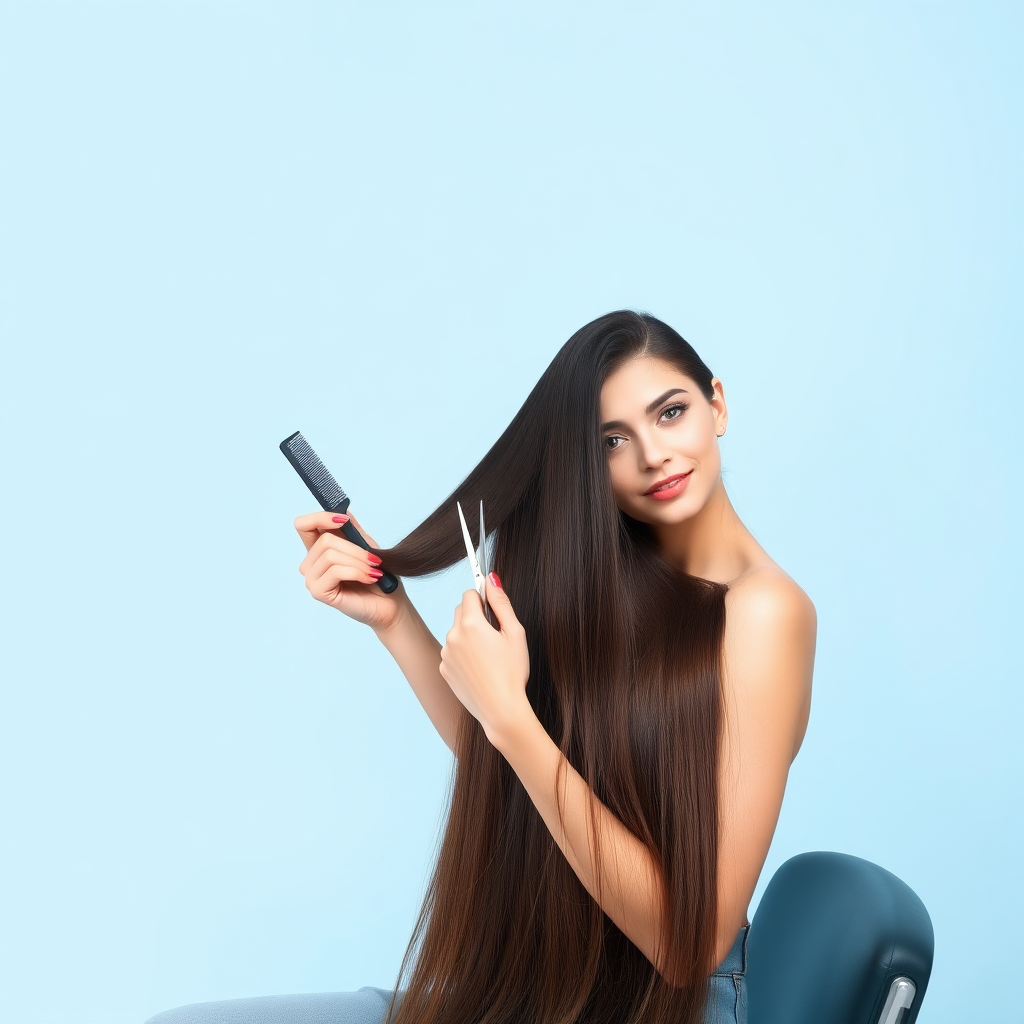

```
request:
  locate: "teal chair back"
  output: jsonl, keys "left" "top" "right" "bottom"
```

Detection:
{"left": 746, "top": 851, "right": 934, "bottom": 1024}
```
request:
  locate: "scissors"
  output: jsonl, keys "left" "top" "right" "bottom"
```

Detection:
{"left": 457, "top": 499, "right": 496, "bottom": 628}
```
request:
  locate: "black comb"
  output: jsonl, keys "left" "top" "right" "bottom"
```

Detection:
{"left": 280, "top": 430, "right": 400, "bottom": 594}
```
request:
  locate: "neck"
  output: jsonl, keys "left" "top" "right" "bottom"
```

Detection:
{"left": 652, "top": 476, "right": 751, "bottom": 584}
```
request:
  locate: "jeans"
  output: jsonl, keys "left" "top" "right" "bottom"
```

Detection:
{"left": 706, "top": 922, "right": 749, "bottom": 1023}
{"left": 144, "top": 924, "right": 750, "bottom": 1024}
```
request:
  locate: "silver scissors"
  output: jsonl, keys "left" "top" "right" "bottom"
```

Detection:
{"left": 457, "top": 499, "right": 496, "bottom": 628}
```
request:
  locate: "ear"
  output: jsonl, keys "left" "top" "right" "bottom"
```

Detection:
{"left": 710, "top": 377, "right": 728, "bottom": 436}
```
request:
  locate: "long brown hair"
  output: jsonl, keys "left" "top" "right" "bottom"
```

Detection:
{"left": 371, "top": 310, "right": 728, "bottom": 1024}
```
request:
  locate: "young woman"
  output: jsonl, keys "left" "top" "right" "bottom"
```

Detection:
{"left": 292, "top": 310, "right": 817, "bottom": 1024}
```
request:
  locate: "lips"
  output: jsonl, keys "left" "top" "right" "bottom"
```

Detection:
{"left": 644, "top": 471, "right": 692, "bottom": 495}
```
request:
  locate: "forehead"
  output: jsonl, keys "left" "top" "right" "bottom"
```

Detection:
{"left": 600, "top": 356, "right": 693, "bottom": 410}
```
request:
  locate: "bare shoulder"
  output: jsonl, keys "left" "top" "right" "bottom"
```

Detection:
{"left": 721, "top": 566, "right": 817, "bottom": 761}
{"left": 713, "top": 566, "right": 818, "bottom": 945}
{"left": 724, "top": 564, "right": 817, "bottom": 630}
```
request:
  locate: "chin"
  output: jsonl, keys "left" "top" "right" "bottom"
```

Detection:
{"left": 628, "top": 500, "right": 698, "bottom": 526}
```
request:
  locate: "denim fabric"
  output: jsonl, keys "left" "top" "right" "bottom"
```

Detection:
{"left": 704, "top": 923, "right": 749, "bottom": 1024}
{"left": 143, "top": 926, "right": 750, "bottom": 1024}
{"left": 143, "top": 986, "right": 398, "bottom": 1024}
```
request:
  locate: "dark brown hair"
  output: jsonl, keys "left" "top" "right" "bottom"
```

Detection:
{"left": 372, "top": 310, "right": 728, "bottom": 1024}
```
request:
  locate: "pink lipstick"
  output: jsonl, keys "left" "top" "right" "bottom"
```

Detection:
{"left": 644, "top": 470, "right": 693, "bottom": 500}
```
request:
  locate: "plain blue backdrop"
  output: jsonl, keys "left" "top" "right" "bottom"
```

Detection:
{"left": 0, "top": 3, "right": 1021, "bottom": 1023}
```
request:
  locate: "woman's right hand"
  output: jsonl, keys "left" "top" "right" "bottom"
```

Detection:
{"left": 294, "top": 509, "right": 409, "bottom": 633}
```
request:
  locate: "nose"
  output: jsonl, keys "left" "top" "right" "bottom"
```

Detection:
{"left": 634, "top": 430, "right": 672, "bottom": 471}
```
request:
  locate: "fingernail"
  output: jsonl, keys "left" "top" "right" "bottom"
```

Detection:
{"left": 368, "top": 569, "right": 384, "bottom": 579}
{"left": 332, "top": 515, "right": 349, "bottom": 524}
{"left": 488, "top": 571, "right": 502, "bottom": 589}
{"left": 367, "top": 553, "right": 383, "bottom": 566}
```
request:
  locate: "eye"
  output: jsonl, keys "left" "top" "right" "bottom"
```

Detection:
{"left": 603, "top": 404, "right": 690, "bottom": 453}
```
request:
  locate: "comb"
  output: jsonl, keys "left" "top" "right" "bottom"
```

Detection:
{"left": 280, "top": 430, "right": 400, "bottom": 594}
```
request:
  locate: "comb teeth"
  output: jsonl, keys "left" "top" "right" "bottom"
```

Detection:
{"left": 280, "top": 431, "right": 348, "bottom": 510}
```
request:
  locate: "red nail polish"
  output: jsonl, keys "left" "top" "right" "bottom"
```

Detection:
{"left": 368, "top": 569, "right": 384, "bottom": 579}
{"left": 488, "top": 571, "right": 502, "bottom": 589}
{"left": 332, "top": 515, "right": 349, "bottom": 524}
{"left": 367, "top": 553, "right": 383, "bottom": 566}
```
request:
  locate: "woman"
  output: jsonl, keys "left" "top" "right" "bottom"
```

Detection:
{"left": 294, "top": 309, "right": 817, "bottom": 1024}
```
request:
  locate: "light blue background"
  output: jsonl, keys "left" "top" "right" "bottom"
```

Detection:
{"left": 0, "top": 3, "right": 1020, "bottom": 1023}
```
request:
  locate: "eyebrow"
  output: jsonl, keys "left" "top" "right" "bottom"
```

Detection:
{"left": 601, "top": 388, "right": 689, "bottom": 432}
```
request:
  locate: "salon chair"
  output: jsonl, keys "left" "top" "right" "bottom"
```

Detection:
{"left": 144, "top": 851, "right": 934, "bottom": 1024}
{"left": 746, "top": 851, "right": 934, "bottom": 1023}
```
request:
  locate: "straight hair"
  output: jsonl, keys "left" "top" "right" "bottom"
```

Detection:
{"left": 371, "top": 310, "right": 728, "bottom": 1024}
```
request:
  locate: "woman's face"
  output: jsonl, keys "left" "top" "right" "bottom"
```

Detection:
{"left": 599, "top": 356, "right": 728, "bottom": 523}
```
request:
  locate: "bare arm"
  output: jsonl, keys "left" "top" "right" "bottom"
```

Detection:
{"left": 373, "top": 599, "right": 465, "bottom": 755}
{"left": 293, "top": 508, "right": 463, "bottom": 754}
{"left": 714, "top": 571, "right": 816, "bottom": 950}
{"left": 493, "top": 574, "right": 815, "bottom": 975}
{"left": 440, "top": 573, "right": 815, "bottom": 979}
{"left": 490, "top": 711, "right": 674, "bottom": 972}
{"left": 440, "top": 582, "right": 677, "bottom": 974}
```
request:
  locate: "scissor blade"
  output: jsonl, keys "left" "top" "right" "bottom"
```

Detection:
{"left": 478, "top": 500, "right": 488, "bottom": 579}
{"left": 477, "top": 500, "right": 497, "bottom": 628}
{"left": 457, "top": 501, "right": 479, "bottom": 574}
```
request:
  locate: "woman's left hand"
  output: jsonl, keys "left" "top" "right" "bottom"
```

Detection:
{"left": 440, "top": 574, "right": 532, "bottom": 748}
